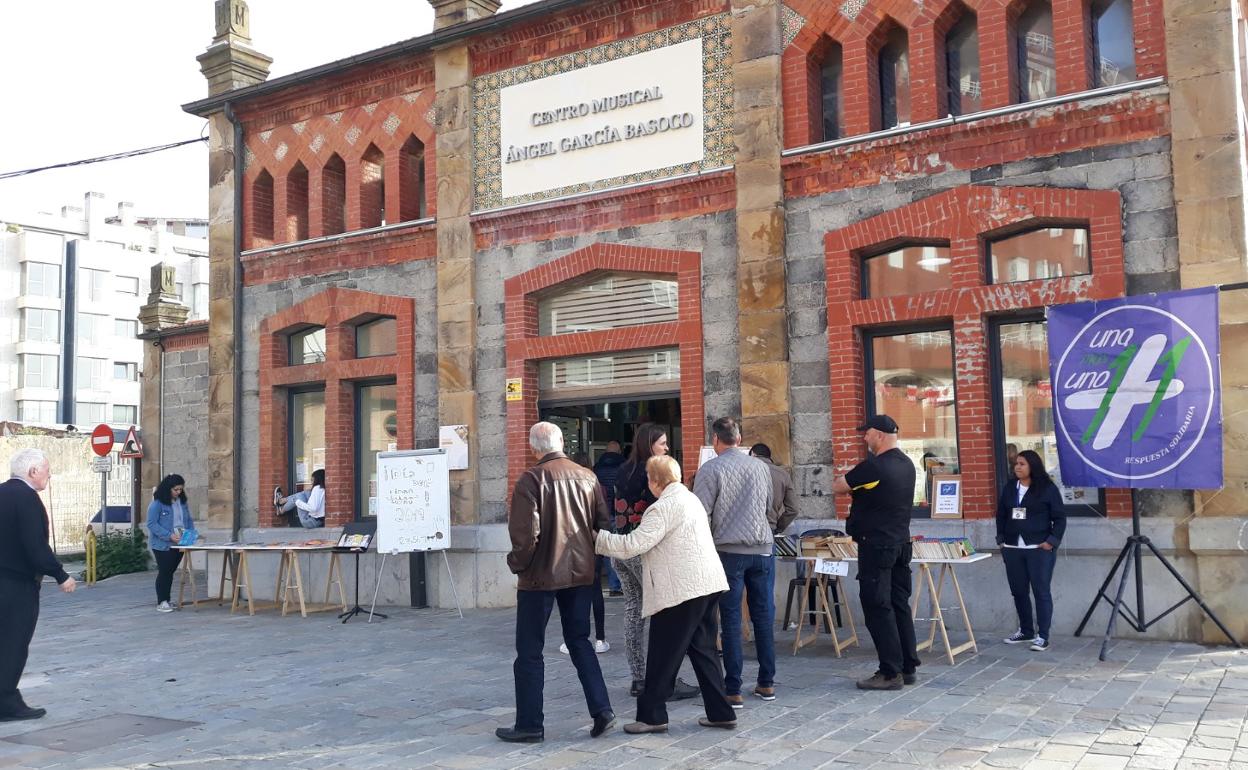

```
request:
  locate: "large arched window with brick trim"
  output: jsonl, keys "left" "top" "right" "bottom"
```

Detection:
{"left": 286, "top": 161, "right": 310, "bottom": 242}
{"left": 1015, "top": 0, "right": 1056, "bottom": 102}
{"left": 321, "top": 153, "right": 347, "bottom": 237}
{"left": 360, "top": 144, "right": 386, "bottom": 229}
{"left": 878, "top": 26, "right": 912, "bottom": 129}
{"left": 504, "top": 245, "right": 704, "bottom": 489}
{"left": 1091, "top": 0, "right": 1135, "bottom": 86}
{"left": 258, "top": 288, "right": 415, "bottom": 526}
{"left": 825, "top": 185, "right": 1132, "bottom": 521}
{"left": 399, "top": 136, "right": 428, "bottom": 222}
{"left": 943, "top": 11, "right": 981, "bottom": 117}
{"left": 251, "top": 169, "right": 274, "bottom": 247}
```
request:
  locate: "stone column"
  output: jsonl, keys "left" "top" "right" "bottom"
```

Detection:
{"left": 732, "top": 0, "right": 791, "bottom": 464}
{"left": 430, "top": 0, "right": 496, "bottom": 524}
{"left": 1165, "top": 0, "right": 1248, "bottom": 643}
{"left": 196, "top": 0, "right": 271, "bottom": 530}
{"left": 138, "top": 263, "right": 191, "bottom": 502}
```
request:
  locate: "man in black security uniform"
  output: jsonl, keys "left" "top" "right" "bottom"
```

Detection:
{"left": 832, "top": 415, "right": 920, "bottom": 691}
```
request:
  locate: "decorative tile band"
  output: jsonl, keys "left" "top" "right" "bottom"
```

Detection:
{"left": 470, "top": 14, "right": 735, "bottom": 211}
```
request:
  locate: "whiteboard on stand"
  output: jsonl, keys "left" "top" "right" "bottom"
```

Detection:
{"left": 375, "top": 449, "right": 451, "bottom": 554}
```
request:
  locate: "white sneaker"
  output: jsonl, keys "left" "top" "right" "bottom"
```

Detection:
{"left": 559, "top": 642, "right": 570, "bottom": 654}
{"left": 594, "top": 639, "right": 610, "bottom": 654}
{"left": 157, "top": 601, "right": 174, "bottom": 613}
{"left": 1030, "top": 637, "right": 1051, "bottom": 651}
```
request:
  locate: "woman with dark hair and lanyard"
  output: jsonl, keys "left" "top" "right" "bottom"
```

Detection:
{"left": 613, "top": 423, "right": 697, "bottom": 700}
{"left": 146, "top": 474, "right": 196, "bottom": 613}
{"left": 996, "top": 449, "right": 1067, "bottom": 652}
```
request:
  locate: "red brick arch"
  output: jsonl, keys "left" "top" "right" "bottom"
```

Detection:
{"left": 503, "top": 244, "right": 704, "bottom": 491}
{"left": 824, "top": 185, "right": 1131, "bottom": 520}
{"left": 258, "top": 287, "right": 415, "bottom": 526}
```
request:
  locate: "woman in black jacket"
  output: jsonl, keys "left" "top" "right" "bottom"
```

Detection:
{"left": 996, "top": 450, "right": 1066, "bottom": 652}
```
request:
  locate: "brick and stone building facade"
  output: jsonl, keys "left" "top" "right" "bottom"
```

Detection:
{"left": 168, "top": 0, "right": 1248, "bottom": 640}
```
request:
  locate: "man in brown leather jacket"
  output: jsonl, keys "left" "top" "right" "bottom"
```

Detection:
{"left": 497, "top": 422, "right": 615, "bottom": 743}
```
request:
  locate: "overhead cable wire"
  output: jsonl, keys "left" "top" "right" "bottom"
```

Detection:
{"left": 0, "top": 137, "right": 208, "bottom": 181}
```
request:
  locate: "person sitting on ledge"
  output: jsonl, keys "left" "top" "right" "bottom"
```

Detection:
{"left": 273, "top": 469, "right": 325, "bottom": 528}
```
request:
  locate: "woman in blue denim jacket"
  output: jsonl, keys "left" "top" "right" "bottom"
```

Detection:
{"left": 146, "top": 474, "right": 195, "bottom": 613}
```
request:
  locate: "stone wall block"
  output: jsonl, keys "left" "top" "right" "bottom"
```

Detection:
{"left": 739, "top": 310, "right": 788, "bottom": 364}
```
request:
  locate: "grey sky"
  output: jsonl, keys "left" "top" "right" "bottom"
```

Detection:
{"left": 0, "top": 0, "right": 540, "bottom": 220}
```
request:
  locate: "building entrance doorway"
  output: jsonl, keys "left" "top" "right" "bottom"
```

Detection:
{"left": 539, "top": 395, "right": 681, "bottom": 467}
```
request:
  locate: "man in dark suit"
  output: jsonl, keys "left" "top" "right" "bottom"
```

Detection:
{"left": 0, "top": 448, "right": 76, "bottom": 721}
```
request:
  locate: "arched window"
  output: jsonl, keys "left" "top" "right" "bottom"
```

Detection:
{"left": 360, "top": 144, "right": 385, "bottom": 229}
{"left": 399, "top": 136, "right": 428, "bottom": 222}
{"left": 252, "top": 169, "right": 274, "bottom": 246}
{"left": 945, "top": 14, "right": 981, "bottom": 116}
{"left": 988, "top": 226, "right": 1090, "bottom": 284}
{"left": 863, "top": 243, "right": 953, "bottom": 298}
{"left": 288, "top": 325, "right": 327, "bottom": 365}
{"left": 878, "top": 27, "right": 911, "bottom": 129}
{"left": 321, "top": 153, "right": 346, "bottom": 236}
{"left": 286, "top": 161, "right": 309, "bottom": 242}
{"left": 820, "top": 42, "right": 844, "bottom": 141}
{"left": 1016, "top": 0, "right": 1056, "bottom": 102}
{"left": 537, "top": 273, "right": 678, "bottom": 336}
{"left": 1092, "top": 0, "right": 1135, "bottom": 86}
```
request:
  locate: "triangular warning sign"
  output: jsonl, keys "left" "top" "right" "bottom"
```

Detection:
{"left": 119, "top": 425, "right": 144, "bottom": 459}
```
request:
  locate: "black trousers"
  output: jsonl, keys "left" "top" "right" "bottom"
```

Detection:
{"left": 857, "top": 542, "right": 921, "bottom": 678}
{"left": 153, "top": 549, "right": 184, "bottom": 604}
{"left": 636, "top": 592, "right": 736, "bottom": 726}
{"left": 0, "top": 576, "right": 40, "bottom": 714}
{"left": 1002, "top": 546, "right": 1057, "bottom": 639}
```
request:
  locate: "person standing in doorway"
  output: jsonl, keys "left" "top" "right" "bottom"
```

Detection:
{"left": 997, "top": 449, "right": 1066, "bottom": 652}
{"left": 694, "top": 417, "right": 776, "bottom": 708}
{"left": 594, "top": 441, "right": 626, "bottom": 597}
{"left": 832, "top": 415, "right": 920, "bottom": 690}
{"left": 613, "top": 424, "right": 699, "bottom": 700}
{"left": 497, "top": 422, "right": 615, "bottom": 743}
{"left": 146, "top": 474, "right": 197, "bottom": 613}
{"left": 0, "top": 448, "right": 76, "bottom": 722}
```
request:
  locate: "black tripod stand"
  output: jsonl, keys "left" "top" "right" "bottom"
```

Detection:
{"left": 1074, "top": 512, "right": 1240, "bottom": 660}
{"left": 339, "top": 546, "right": 386, "bottom": 623}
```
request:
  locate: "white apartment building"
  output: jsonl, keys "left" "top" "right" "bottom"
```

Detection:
{"left": 0, "top": 191, "right": 207, "bottom": 428}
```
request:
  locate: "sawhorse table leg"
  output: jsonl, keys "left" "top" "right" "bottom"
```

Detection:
{"left": 912, "top": 563, "right": 978, "bottom": 665}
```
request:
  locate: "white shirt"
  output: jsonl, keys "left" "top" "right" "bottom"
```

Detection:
{"left": 296, "top": 485, "right": 325, "bottom": 519}
{"left": 1004, "top": 481, "right": 1038, "bottom": 549}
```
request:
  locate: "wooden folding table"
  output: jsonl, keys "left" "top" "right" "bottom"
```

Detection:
{"left": 909, "top": 552, "right": 993, "bottom": 665}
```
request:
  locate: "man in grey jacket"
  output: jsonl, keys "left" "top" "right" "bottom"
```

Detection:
{"left": 693, "top": 417, "right": 776, "bottom": 708}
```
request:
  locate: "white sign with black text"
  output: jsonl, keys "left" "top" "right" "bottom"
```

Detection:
{"left": 814, "top": 558, "right": 849, "bottom": 577}
{"left": 499, "top": 37, "right": 705, "bottom": 199}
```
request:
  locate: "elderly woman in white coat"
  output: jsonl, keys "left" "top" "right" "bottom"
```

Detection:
{"left": 595, "top": 455, "right": 736, "bottom": 733}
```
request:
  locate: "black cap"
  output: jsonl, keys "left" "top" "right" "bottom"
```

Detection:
{"left": 856, "top": 414, "right": 899, "bottom": 434}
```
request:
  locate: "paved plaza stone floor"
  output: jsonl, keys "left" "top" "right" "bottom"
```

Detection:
{"left": 2, "top": 571, "right": 1247, "bottom": 769}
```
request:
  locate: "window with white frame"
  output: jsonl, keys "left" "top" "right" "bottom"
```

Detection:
{"left": 112, "top": 404, "right": 138, "bottom": 424}
{"left": 76, "top": 357, "right": 106, "bottom": 390}
{"left": 23, "top": 262, "right": 60, "bottom": 298}
{"left": 114, "top": 362, "right": 137, "bottom": 381}
{"left": 114, "top": 318, "right": 138, "bottom": 338}
{"left": 21, "top": 354, "right": 59, "bottom": 389}
{"left": 115, "top": 275, "right": 140, "bottom": 296}
{"left": 77, "top": 314, "right": 107, "bottom": 346}
{"left": 75, "top": 402, "right": 106, "bottom": 424}
{"left": 19, "top": 401, "right": 58, "bottom": 424}
{"left": 80, "top": 268, "right": 107, "bottom": 302}
{"left": 21, "top": 308, "right": 60, "bottom": 343}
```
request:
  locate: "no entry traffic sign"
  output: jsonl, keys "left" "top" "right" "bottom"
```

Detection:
{"left": 90, "top": 424, "right": 113, "bottom": 458}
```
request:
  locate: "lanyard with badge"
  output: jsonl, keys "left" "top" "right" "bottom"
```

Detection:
{"left": 1013, "top": 482, "right": 1027, "bottom": 521}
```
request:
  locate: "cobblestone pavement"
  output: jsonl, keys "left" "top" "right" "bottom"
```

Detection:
{"left": 2, "top": 572, "right": 1246, "bottom": 769}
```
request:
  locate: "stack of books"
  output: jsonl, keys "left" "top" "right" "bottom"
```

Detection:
{"left": 800, "top": 535, "right": 858, "bottom": 560}
{"left": 773, "top": 535, "right": 799, "bottom": 557}
{"left": 911, "top": 537, "right": 976, "bottom": 559}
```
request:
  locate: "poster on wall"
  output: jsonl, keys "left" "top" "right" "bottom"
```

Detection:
{"left": 440, "top": 425, "right": 470, "bottom": 470}
{"left": 930, "top": 475, "right": 963, "bottom": 519}
{"left": 1047, "top": 287, "right": 1223, "bottom": 489}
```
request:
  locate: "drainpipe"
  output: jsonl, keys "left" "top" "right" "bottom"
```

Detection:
{"left": 225, "top": 101, "right": 245, "bottom": 542}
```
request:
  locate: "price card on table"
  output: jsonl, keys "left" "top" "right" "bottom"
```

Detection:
{"left": 814, "top": 558, "right": 848, "bottom": 576}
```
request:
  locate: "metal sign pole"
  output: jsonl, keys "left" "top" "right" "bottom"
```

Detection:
{"left": 100, "top": 466, "right": 109, "bottom": 537}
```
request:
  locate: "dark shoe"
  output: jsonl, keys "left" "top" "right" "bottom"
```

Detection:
{"left": 591, "top": 710, "right": 616, "bottom": 738}
{"left": 623, "top": 721, "right": 668, "bottom": 734}
{"left": 667, "top": 678, "right": 698, "bottom": 702}
{"left": 0, "top": 706, "right": 46, "bottom": 722}
{"left": 1004, "top": 629, "right": 1032, "bottom": 644}
{"left": 856, "top": 672, "right": 903, "bottom": 691}
{"left": 698, "top": 717, "right": 737, "bottom": 729}
{"left": 1030, "top": 637, "right": 1051, "bottom": 652}
{"left": 727, "top": 694, "right": 744, "bottom": 710}
{"left": 629, "top": 680, "right": 643, "bottom": 698}
{"left": 495, "top": 726, "right": 543, "bottom": 743}
{"left": 902, "top": 670, "right": 917, "bottom": 686}
{"left": 753, "top": 685, "right": 776, "bottom": 701}
{"left": 608, "top": 590, "right": 624, "bottom": 597}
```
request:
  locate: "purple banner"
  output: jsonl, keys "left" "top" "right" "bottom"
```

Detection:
{"left": 1047, "top": 287, "right": 1223, "bottom": 489}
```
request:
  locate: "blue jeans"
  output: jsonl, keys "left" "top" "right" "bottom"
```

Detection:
{"left": 604, "top": 556, "right": 621, "bottom": 592}
{"left": 1002, "top": 547, "right": 1057, "bottom": 639}
{"left": 280, "top": 491, "right": 323, "bottom": 528}
{"left": 717, "top": 552, "right": 776, "bottom": 696}
{"left": 513, "top": 585, "right": 612, "bottom": 731}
